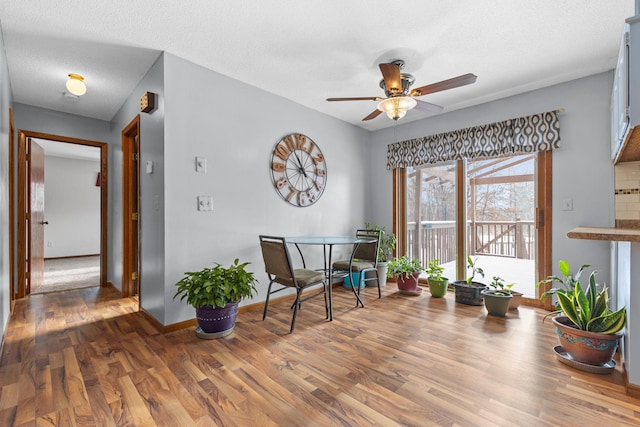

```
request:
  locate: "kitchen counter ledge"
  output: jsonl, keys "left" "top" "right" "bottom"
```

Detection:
{"left": 567, "top": 226, "right": 640, "bottom": 243}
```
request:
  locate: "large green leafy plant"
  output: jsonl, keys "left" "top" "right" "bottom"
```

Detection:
{"left": 386, "top": 256, "right": 424, "bottom": 278}
{"left": 174, "top": 259, "right": 258, "bottom": 308}
{"left": 541, "top": 261, "right": 626, "bottom": 334}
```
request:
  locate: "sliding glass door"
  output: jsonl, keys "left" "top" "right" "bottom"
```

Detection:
{"left": 402, "top": 152, "right": 550, "bottom": 304}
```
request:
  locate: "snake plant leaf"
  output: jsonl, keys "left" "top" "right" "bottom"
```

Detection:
{"left": 592, "top": 287, "right": 609, "bottom": 318}
{"left": 574, "top": 282, "right": 591, "bottom": 328}
{"left": 586, "top": 273, "right": 598, "bottom": 313}
{"left": 557, "top": 292, "right": 581, "bottom": 328}
{"left": 587, "top": 307, "right": 627, "bottom": 334}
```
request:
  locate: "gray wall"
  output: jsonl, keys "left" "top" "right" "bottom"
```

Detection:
{"left": 162, "top": 53, "right": 371, "bottom": 325}
{"left": 12, "top": 103, "right": 111, "bottom": 143}
{"left": 368, "top": 72, "right": 616, "bottom": 283}
{"left": 110, "top": 53, "right": 166, "bottom": 317}
{"left": 0, "top": 25, "right": 12, "bottom": 338}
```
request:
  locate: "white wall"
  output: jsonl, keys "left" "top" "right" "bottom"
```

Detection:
{"left": 0, "top": 23, "right": 12, "bottom": 339}
{"left": 44, "top": 156, "right": 100, "bottom": 258}
{"left": 368, "top": 72, "right": 616, "bottom": 283}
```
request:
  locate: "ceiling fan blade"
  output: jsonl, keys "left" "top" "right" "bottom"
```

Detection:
{"left": 379, "top": 63, "right": 402, "bottom": 93}
{"left": 410, "top": 73, "right": 477, "bottom": 96}
{"left": 414, "top": 99, "right": 444, "bottom": 114}
{"left": 326, "top": 97, "right": 381, "bottom": 101}
{"left": 362, "top": 109, "right": 383, "bottom": 121}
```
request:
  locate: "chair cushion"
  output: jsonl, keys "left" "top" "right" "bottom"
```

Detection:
{"left": 293, "top": 269, "right": 325, "bottom": 286}
{"left": 275, "top": 269, "right": 324, "bottom": 287}
{"left": 332, "top": 259, "right": 375, "bottom": 272}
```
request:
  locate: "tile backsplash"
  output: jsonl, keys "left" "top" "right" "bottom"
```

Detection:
{"left": 615, "top": 162, "right": 640, "bottom": 220}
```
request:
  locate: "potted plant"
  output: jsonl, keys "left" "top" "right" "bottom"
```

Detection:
{"left": 540, "top": 261, "right": 626, "bottom": 367}
{"left": 365, "top": 222, "right": 396, "bottom": 288}
{"left": 387, "top": 256, "right": 424, "bottom": 295}
{"left": 425, "top": 259, "right": 449, "bottom": 298}
{"left": 452, "top": 256, "right": 487, "bottom": 306}
{"left": 481, "top": 276, "right": 513, "bottom": 316}
{"left": 174, "top": 258, "right": 258, "bottom": 338}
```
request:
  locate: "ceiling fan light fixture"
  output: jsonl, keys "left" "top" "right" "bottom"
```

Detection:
{"left": 66, "top": 73, "right": 86, "bottom": 96}
{"left": 377, "top": 96, "right": 417, "bottom": 120}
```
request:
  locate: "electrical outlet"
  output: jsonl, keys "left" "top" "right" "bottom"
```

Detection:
{"left": 47, "top": 241, "right": 53, "bottom": 247}
{"left": 197, "top": 195, "right": 213, "bottom": 211}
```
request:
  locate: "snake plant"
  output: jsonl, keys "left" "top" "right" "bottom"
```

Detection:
{"left": 543, "top": 270, "right": 626, "bottom": 334}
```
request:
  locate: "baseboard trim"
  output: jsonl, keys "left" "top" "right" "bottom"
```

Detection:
{"left": 44, "top": 254, "right": 100, "bottom": 261}
{"left": 138, "top": 307, "right": 173, "bottom": 333}
{"left": 160, "top": 294, "right": 293, "bottom": 332}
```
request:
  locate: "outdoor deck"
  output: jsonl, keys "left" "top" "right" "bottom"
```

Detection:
{"left": 408, "top": 221, "right": 537, "bottom": 297}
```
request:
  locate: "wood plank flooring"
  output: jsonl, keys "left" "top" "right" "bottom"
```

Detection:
{"left": 2, "top": 283, "right": 640, "bottom": 426}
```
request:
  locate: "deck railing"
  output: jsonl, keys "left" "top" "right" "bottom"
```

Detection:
{"left": 407, "top": 220, "right": 535, "bottom": 265}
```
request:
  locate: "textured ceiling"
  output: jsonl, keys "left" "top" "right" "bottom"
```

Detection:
{"left": 0, "top": 1, "right": 635, "bottom": 131}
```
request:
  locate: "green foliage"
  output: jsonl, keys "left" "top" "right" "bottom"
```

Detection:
{"left": 365, "top": 222, "right": 396, "bottom": 262}
{"left": 537, "top": 259, "right": 589, "bottom": 296}
{"left": 465, "top": 256, "right": 485, "bottom": 285}
{"left": 488, "top": 276, "right": 514, "bottom": 296}
{"left": 386, "top": 256, "right": 424, "bottom": 278}
{"left": 541, "top": 261, "right": 626, "bottom": 334}
{"left": 425, "top": 259, "right": 446, "bottom": 281}
{"left": 174, "top": 259, "right": 258, "bottom": 309}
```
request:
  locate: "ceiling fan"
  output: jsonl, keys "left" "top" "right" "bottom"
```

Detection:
{"left": 327, "top": 60, "right": 477, "bottom": 121}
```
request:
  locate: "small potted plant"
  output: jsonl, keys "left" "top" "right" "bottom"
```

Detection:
{"left": 425, "top": 259, "right": 449, "bottom": 298}
{"left": 481, "top": 276, "right": 513, "bottom": 316}
{"left": 452, "top": 256, "right": 487, "bottom": 305}
{"left": 540, "top": 261, "right": 626, "bottom": 368}
{"left": 365, "top": 222, "right": 396, "bottom": 287}
{"left": 387, "top": 256, "right": 424, "bottom": 295}
{"left": 174, "top": 258, "right": 258, "bottom": 338}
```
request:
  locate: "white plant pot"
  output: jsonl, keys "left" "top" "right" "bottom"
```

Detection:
{"left": 375, "top": 262, "right": 389, "bottom": 287}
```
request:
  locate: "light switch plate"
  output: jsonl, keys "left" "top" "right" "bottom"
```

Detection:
{"left": 562, "top": 198, "right": 573, "bottom": 211}
{"left": 197, "top": 195, "right": 213, "bottom": 211}
{"left": 145, "top": 160, "right": 153, "bottom": 174}
{"left": 195, "top": 157, "right": 207, "bottom": 173}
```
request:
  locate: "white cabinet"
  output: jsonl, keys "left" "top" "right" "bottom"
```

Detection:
{"left": 614, "top": 17, "right": 640, "bottom": 163}
{"left": 611, "top": 24, "right": 629, "bottom": 160}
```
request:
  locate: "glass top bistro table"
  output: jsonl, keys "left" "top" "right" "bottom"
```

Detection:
{"left": 285, "top": 235, "right": 377, "bottom": 321}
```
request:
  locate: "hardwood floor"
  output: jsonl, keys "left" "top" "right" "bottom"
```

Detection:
{"left": 1, "top": 283, "right": 640, "bottom": 426}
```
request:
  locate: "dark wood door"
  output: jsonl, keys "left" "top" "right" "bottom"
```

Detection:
{"left": 28, "top": 138, "right": 45, "bottom": 293}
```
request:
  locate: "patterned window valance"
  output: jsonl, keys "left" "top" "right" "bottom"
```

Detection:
{"left": 386, "top": 111, "right": 561, "bottom": 169}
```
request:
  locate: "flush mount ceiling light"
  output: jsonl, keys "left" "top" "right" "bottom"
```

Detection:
{"left": 66, "top": 73, "right": 86, "bottom": 96}
{"left": 377, "top": 96, "right": 417, "bottom": 120}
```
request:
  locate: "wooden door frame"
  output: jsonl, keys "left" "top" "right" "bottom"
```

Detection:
{"left": 8, "top": 109, "right": 15, "bottom": 310}
{"left": 121, "top": 116, "right": 140, "bottom": 298}
{"left": 392, "top": 151, "right": 553, "bottom": 308}
{"left": 536, "top": 150, "right": 553, "bottom": 309}
{"left": 17, "top": 130, "right": 108, "bottom": 298}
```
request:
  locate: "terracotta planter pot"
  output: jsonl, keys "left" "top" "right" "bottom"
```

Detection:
{"left": 481, "top": 290, "right": 512, "bottom": 316}
{"left": 396, "top": 271, "right": 422, "bottom": 295}
{"left": 509, "top": 291, "right": 523, "bottom": 310}
{"left": 552, "top": 316, "right": 623, "bottom": 366}
{"left": 452, "top": 281, "right": 487, "bottom": 306}
{"left": 427, "top": 277, "right": 449, "bottom": 298}
{"left": 196, "top": 302, "right": 239, "bottom": 337}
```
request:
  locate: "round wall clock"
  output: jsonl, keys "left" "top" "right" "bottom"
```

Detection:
{"left": 270, "top": 133, "right": 327, "bottom": 207}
